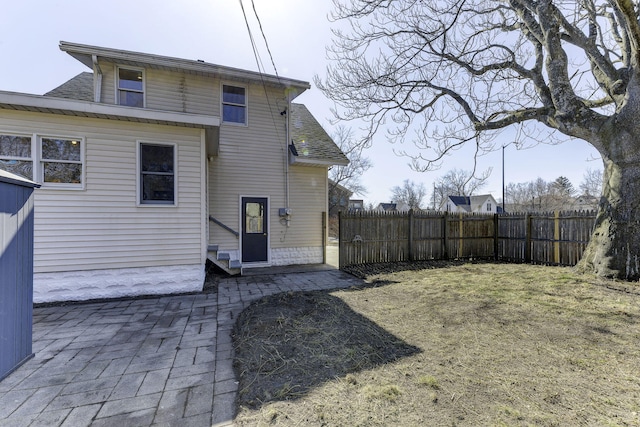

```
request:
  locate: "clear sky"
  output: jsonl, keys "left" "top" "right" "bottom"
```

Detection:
{"left": 0, "top": 0, "right": 602, "bottom": 206}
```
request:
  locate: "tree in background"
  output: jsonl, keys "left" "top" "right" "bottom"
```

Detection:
{"left": 319, "top": 0, "right": 640, "bottom": 279}
{"left": 580, "top": 168, "right": 603, "bottom": 198}
{"left": 505, "top": 176, "right": 600, "bottom": 212}
{"left": 391, "top": 179, "right": 427, "bottom": 210}
{"left": 431, "top": 168, "right": 491, "bottom": 209}
{"left": 328, "top": 125, "right": 372, "bottom": 214}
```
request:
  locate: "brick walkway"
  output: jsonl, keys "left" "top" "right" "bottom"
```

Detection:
{"left": 0, "top": 268, "right": 360, "bottom": 427}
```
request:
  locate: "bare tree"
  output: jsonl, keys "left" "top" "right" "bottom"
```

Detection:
{"left": 580, "top": 168, "right": 603, "bottom": 197}
{"left": 328, "top": 125, "right": 372, "bottom": 214}
{"left": 432, "top": 168, "right": 491, "bottom": 208}
{"left": 318, "top": 0, "right": 640, "bottom": 279}
{"left": 391, "top": 179, "right": 427, "bottom": 210}
{"left": 507, "top": 176, "right": 578, "bottom": 212}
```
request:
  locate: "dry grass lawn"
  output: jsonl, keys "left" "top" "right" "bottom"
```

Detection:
{"left": 232, "top": 262, "right": 640, "bottom": 426}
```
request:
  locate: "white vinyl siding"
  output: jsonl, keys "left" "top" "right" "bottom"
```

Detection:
{"left": 207, "top": 83, "right": 326, "bottom": 254}
{"left": 99, "top": 59, "right": 219, "bottom": 116}
{"left": 286, "top": 166, "right": 328, "bottom": 248}
{"left": 0, "top": 109, "right": 204, "bottom": 274}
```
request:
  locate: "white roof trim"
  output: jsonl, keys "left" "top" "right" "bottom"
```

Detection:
{"left": 289, "top": 155, "right": 349, "bottom": 167}
{"left": 60, "top": 41, "right": 311, "bottom": 96}
{"left": 0, "top": 91, "right": 219, "bottom": 127}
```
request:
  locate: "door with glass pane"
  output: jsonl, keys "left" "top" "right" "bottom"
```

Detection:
{"left": 242, "top": 197, "right": 268, "bottom": 263}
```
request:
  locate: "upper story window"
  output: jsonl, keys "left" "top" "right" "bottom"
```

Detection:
{"left": 139, "top": 142, "right": 176, "bottom": 205}
{"left": 222, "top": 84, "right": 247, "bottom": 124}
{"left": 0, "top": 133, "right": 84, "bottom": 188}
{"left": 118, "top": 67, "right": 144, "bottom": 107}
{"left": 487, "top": 202, "right": 492, "bottom": 211}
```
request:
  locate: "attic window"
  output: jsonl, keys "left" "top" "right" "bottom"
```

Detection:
{"left": 118, "top": 68, "right": 144, "bottom": 107}
{"left": 222, "top": 84, "right": 247, "bottom": 124}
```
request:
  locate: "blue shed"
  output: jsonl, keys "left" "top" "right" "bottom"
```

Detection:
{"left": 0, "top": 169, "right": 40, "bottom": 382}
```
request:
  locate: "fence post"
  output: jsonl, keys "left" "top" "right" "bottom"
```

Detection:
{"left": 442, "top": 212, "right": 449, "bottom": 260}
{"left": 322, "top": 211, "right": 327, "bottom": 264}
{"left": 408, "top": 209, "right": 414, "bottom": 261}
{"left": 458, "top": 212, "right": 464, "bottom": 257}
{"left": 493, "top": 213, "right": 499, "bottom": 261}
{"left": 554, "top": 210, "right": 560, "bottom": 264}
{"left": 525, "top": 213, "right": 532, "bottom": 263}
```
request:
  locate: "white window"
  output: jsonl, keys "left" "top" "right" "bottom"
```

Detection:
{"left": 0, "top": 133, "right": 84, "bottom": 188}
{"left": 222, "top": 84, "right": 247, "bottom": 124}
{"left": 138, "top": 142, "right": 176, "bottom": 205}
{"left": 118, "top": 67, "right": 144, "bottom": 107}
{"left": 0, "top": 134, "right": 33, "bottom": 179}
{"left": 487, "top": 202, "right": 492, "bottom": 211}
{"left": 40, "top": 137, "right": 83, "bottom": 186}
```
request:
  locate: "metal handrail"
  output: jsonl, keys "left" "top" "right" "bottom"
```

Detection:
{"left": 208, "top": 216, "right": 239, "bottom": 237}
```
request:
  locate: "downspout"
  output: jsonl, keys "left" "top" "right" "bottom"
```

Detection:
{"left": 92, "top": 55, "right": 103, "bottom": 103}
{"left": 284, "top": 100, "right": 291, "bottom": 225}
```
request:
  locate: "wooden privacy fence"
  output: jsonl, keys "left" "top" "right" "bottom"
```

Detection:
{"left": 338, "top": 210, "right": 597, "bottom": 268}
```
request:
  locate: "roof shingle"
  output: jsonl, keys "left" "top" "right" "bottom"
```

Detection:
{"left": 45, "top": 72, "right": 93, "bottom": 101}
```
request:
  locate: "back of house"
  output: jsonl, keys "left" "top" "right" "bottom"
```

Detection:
{"left": 0, "top": 42, "right": 347, "bottom": 302}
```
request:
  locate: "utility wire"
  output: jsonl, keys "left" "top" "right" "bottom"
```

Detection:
{"left": 237, "top": 0, "right": 286, "bottom": 141}
{"left": 250, "top": 0, "right": 280, "bottom": 80}
{"left": 238, "top": 0, "right": 267, "bottom": 75}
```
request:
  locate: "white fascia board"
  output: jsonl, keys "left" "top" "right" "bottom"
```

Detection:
{"left": 289, "top": 156, "right": 349, "bottom": 167}
{"left": 0, "top": 91, "right": 219, "bottom": 127}
{"left": 59, "top": 41, "right": 311, "bottom": 96}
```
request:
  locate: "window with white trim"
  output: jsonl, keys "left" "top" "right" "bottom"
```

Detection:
{"left": 118, "top": 67, "right": 144, "bottom": 107}
{"left": 222, "top": 84, "right": 247, "bottom": 124}
{"left": 139, "top": 142, "right": 176, "bottom": 205}
{"left": 487, "top": 202, "right": 492, "bottom": 212}
{"left": 0, "top": 134, "right": 33, "bottom": 179}
{"left": 0, "top": 133, "right": 84, "bottom": 188}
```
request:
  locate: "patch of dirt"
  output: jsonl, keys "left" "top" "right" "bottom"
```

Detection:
{"left": 232, "top": 263, "right": 640, "bottom": 426}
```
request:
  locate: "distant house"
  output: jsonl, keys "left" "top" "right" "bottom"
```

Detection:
{"left": 440, "top": 194, "right": 500, "bottom": 213}
{"left": 574, "top": 194, "right": 599, "bottom": 211}
{"left": 375, "top": 201, "right": 410, "bottom": 212}
{"left": 375, "top": 202, "right": 397, "bottom": 212}
{"left": 328, "top": 180, "right": 353, "bottom": 216}
{"left": 0, "top": 41, "right": 348, "bottom": 303}
{"left": 348, "top": 199, "right": 364, "bottom": 211}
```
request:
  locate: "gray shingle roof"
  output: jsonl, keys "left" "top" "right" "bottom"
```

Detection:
{"left": 289, "top": 103, "right": 349, "bottom": 167}
{"left": 45, "top": 72, "right": 93, "bottom": 101}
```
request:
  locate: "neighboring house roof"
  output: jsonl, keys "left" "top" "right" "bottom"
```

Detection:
{"left": 45, "top": 72, "right": 94, "bottom": 101}
{"left": 376, "top": 203, "right": 397, "bottom": 211}
{"left": 448, "top": 196, "right": 471, "bottom": 210}
{"left": 289, "top": 103, "right": 349, "bottom": 167}
{"left": 444, "top": 194, "right": 498, "bottom": 212}
{"left": 59, "top": 41, "right": 310, "bottom": 93}
{"left": 328, "top": 179, "right": 353, "bottom": 198}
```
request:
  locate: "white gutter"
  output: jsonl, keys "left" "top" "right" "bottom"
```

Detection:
{"left": 92, "top": 55, "right": 103, "bottom": 103}
{"left": 285, "top": 102, "right": 290, "bottom": 215}
{"left": 0, "top": 91, "right": 219, "bottom": 127}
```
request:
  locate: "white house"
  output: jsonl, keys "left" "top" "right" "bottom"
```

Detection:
{"left": 440, "top": 194, "right": 500, "bottom": 213}
{"left": 0, "top": 41, "right": 348, "bottom": 303}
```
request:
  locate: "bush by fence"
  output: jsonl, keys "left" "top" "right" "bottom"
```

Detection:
{"left": 338, "top": 210, "right": 597, "bottom": 268}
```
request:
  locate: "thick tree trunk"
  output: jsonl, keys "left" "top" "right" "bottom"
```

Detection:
{"left": 576, "top": 156, "right": 640, "bottom": 280}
